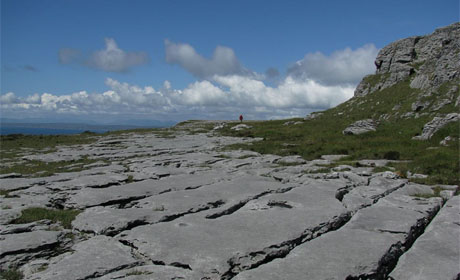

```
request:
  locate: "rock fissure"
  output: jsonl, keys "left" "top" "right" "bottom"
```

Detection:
{"left": 220, "top": 211, "right": 353, "bottom": 280}
{"left": 205, "top": 186, "right": 295, "bottom": 219}
{"left": 158, "top": 200, "right": 226, "bottom": 223}
{"left": 347, "top": 202, "right": 442, "bottom": 280}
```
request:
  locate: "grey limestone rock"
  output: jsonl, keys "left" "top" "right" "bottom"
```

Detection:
{"left": 231, "top": 124, "right": 252, "bottom": 131}
{"left": 94, "top": 264, "right": 195, "bottom": 280}
{"left": 235, "top": 190, "right": 442, "bottom": 280}
{"left": 0, "top": 230, "right": 62, "bottom": 269}
{"left": 26, "top": 236, "right": 139, "bottom": 280}
{"left": 342, "top": 119, "right": 377, "bottom": 135}
{"left": 304, "top": 112, "right": 323, "bottom": 120}
{"left": 389, "top": 196, "right": 460, "bottom": 280}
{"left": 354, "top": 22, "right": 460, "bottom": 97}
{"left": 413, "top": 112, "right": 460, "bottom": 140}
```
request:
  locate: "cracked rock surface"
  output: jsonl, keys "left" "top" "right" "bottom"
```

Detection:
{"left": 1, "top": 129, "right": 458, "bottom": 279}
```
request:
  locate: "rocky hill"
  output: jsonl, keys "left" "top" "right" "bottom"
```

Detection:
{"left": 0, "top": 24, "right": 459, "bottom": 280}
{"left": 350, "top": 22, "right": 459, "bottom": 137}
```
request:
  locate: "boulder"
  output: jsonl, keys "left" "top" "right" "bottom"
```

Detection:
{"left": 413, "top": 113, "right": 460, "bottom": 140}
{"left": 231, "top": 124, "right": 252, "bottom": 131}
{"left": 343, "top": 119, "right": 377, "bottom": 135}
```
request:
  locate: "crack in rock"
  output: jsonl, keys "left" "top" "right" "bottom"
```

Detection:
{"left": 266, "top": 200, "right": 293, "bottom": 209}
{"left": 97, "top": 195, "right": 150, "bottom": 209}
{"left": 335, "top": 183, "right": 357, "bottom": 202}
{"left": 218, "top": 180, "right": 410, "bottom": 279}
{"left": 104, "top": 220, "right": 150, "bottom": 237}
{"left": 159, "top": 200, "right": 226, "bottom": 223}
{"left": 81, "top": 263, "right": 141, "bottom": 280}
{"left": 220, "top": 211, "right": 352, "bottom": 279}
{"left": 205, "top": 187, "right": 295, "bottom": 219}
{"left": 118, "top": 240, "right": 193, "bottom": 272}
{"left": 346, "top": 203, "right": 442, "bottom": 280}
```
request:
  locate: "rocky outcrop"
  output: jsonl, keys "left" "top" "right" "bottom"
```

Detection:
{"left": 355, "top": 22, "right": 460, "bottom": 97}
{"left": 343, "top": 119, "right": 377, "bottom": 135}
{"left": 413, "top": 113, "right": 460, "bottom": 140}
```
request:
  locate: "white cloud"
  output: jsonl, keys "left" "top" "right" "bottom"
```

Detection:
{"left": 4, "top": 43, "right": 377, "bottom": 121}
{"left": 0, "top": 74, "right": 354, "bottom": 121}
{"left": 0, "top": 92, "right": 18, "bottom": 104}
{"left": 59, "top": 38, "right": 149, "bottom": 73}
{"left": 88, "top": 38, "right": 149, "bottom": 72}
{"left": 165, "top": 40, "right": 253, "bottom": 79}
{"left": 288, "top": 44, "right": 379, "bottom": 86}
{"left": 180, "top": 80, "right": 226, "bottom": 106}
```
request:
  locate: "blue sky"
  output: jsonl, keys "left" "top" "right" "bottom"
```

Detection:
{"left": 1, "top": 0, "right": 459, "bottom": 123}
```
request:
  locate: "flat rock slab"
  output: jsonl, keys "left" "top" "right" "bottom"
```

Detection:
{"left": 72, "top": 207, "right": 159, "bottom": 236}
{"left": 47, "top": 173, "right": 128, "bottom": 190}
{"left": 0, "top": 230, "right": 61, "bottom": 269}
{"left": 0, "top": 230, "right": 61, "bottom": 259}
{"left": 94, "top": 264, "right": 195, "bottom": 280}
{"left": 342, "top": 175, "right": 407, "bottom": 211}
{"left": 27, "top": 236, "right": 139, "bottom": 280}
{"left": 65, "top": 170, "right": 231, "bottom": 209}
{"left": 64, "top": 179, "right": 170, "bottom": 209}
{"left": 389, "top": 195, "right": 460, "bottom": 280}
{"left": 118, "top": 182, "right": 348, "bottom": 278}
{"left": 235, "top": 192, "right": 442, "bottom": 280}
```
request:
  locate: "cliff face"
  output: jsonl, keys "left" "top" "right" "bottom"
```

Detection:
{"left": 355, "top": 22, "right": 459, "bottom": 98}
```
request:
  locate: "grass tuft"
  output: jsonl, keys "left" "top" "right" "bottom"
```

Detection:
{"left": 11, "top": 207, "right": 81, "bottom": 229}
{"left": 0, "top": 268, "right": 23, "bottom": 280}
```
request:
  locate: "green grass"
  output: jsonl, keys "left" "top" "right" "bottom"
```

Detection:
{"left": 0, "top": 133, "right": 97, "bottom": 160}
{"left": 11, "top": 207, "right": 81, "bottom": 229}
{"left": 0, "top": 189, "right": 12, "bottom": 196}
{"left": 0, "top": 157, "right": 101, "bottom": 177}
{"left": 126, "top": 175, "right": 134, "bottom": 183}
{"left": 0, "top": 268, "right": 23, "bottom": 280}
{"left": 219, "top": 76, "right": 459, "bottom": 185}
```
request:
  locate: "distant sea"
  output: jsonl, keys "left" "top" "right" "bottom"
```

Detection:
{"left": 0, "top": 122, "right": 172, "bottom": 135}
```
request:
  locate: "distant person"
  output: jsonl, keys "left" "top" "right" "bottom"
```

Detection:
{"left": 239, "top": 115, "right": 243, "bottom": 123}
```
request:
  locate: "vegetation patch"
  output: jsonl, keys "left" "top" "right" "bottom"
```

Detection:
{"left": 219, "top": 77, "right": 459, "bottom": 185}
{"left": 0, "top": 267, "right": 23, "bottom": 280}
{"left": 0, "top": 156, "right": 102, "bottom": 177}
{"left": 0, "top": 133, "right": 97, "bottom": 161}
{"left": 11, "top": 207, "right": 81, "bottom": 229}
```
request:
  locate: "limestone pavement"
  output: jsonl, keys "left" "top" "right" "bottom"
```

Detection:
{"left": 0, "top": 128, "right": 458, "bottom": 279}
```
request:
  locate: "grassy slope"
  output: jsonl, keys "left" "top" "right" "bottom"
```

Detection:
{"left": 220, "top": 77, "right": 459, "bottom": 185}
{"left": 0, "top": 77, "right": 458, "bottom": 184}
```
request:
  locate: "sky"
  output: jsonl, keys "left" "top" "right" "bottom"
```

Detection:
{"left": 1, "top": 0, "right": 459, "bottom": 124}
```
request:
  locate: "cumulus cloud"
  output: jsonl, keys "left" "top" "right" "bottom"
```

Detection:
{"left": 5, "top": 43, "right": 377, "bottom": 121}
{"left": 87, "top": 38, "right": 149, "bottom": 72}
{"left": 0, "top": 74, "right": 354, "bottom": 120}
{"left": 288, "top": 44, "right": 378, "bottom": 86}
{"left": 0, "top": 92, "right": 19, "bottom": 104}
{"left": 58, "top": 38, "right": 149, "bottom": 73}
{"left": 165, "top": 40, "right": 254, "bottom": 79}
